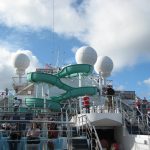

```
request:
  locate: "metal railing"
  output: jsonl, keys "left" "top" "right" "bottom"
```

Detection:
{"left": 121, "top": 100, "right": 150, "bottom": 135}
{"left": 77, "top": 114, "right": 103, "bottom": 150}
{"left": 0, "top": 118, "right": 75, "bottom": 150}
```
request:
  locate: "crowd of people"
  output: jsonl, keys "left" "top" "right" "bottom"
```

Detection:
{"left": 0, "top": 113, "right": 58, "bottom": 150}
{"left": 134, "top": 96, "right": 150, "bottom": 116}
{"left": 1, "top": 86, "right": 150, "bottom": 150}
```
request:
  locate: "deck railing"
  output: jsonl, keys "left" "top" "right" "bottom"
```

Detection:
{"left": 77, "top": 114, "right": 103, "bottom": 150}
{"left": 0, "top": 118, "right": 76, "bottom": 150}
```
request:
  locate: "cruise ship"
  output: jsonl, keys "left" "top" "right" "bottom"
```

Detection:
{"left": 0, "top": 46, "right": 150, "bottom": 150}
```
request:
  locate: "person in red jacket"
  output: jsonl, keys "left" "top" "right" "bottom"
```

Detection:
{"left": 82, "top": 95, "right": 90, "bottom": 113}
{"left": 111, "top": 142, "right": 119, "bottom": 150}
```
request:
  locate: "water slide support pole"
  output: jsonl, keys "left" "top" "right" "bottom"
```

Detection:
{"left": 79, "top": 73, "right": 82, "bottom": 113}
{"left": 99, "top": 72, "right": 103, "bottom": 108}
{"left": 103, "top": 77, "right": 106, "bottom": 86}
{"left": 35, "top": 83, "right": 38, "bottom": 98}
{"left": 18, "top": 74, "right": 22, "bottom": 84}
{"left": 42, "top": 83, "right": 48, "bottom": 140}
{"left": 99, "top": 72, "right": 102, "bottom": 96}
{"left": 48, "top": 85, "right": 51, "bottom": 97}
{"left": 42, "top": 83, "right": 46, "bottom": 112}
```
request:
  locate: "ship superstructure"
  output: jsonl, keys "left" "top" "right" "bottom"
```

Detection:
{"left": 0, "top": 46, "right": 150, "bottom": 150}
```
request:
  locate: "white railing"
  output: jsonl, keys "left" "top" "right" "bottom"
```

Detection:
{"left": 77, "top": 114, "right": 103, "bottom": 150}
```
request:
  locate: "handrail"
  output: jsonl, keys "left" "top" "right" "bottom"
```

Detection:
{"left": 0, "top": 118, "right": 76, "bottom": 150}
{"left": 121, "top": 102, "right": 150, "bottom": 135}
{"left": 77, "top": 114, "right": 103, "bottom": 150}
{"left": 146, "top": 114, "right": 150, "bottom": 127}
{"left": 121, "top": 101, "right": 134, "bottom": 112}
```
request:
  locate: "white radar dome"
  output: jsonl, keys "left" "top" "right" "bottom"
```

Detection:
{"left": 14, "top": 53, "right": 30, "bottom": 75}
{"left": 94, "top": 56, "right": 113, "bottom": 77}
{"left": 75, "top": 46, "right": 97, "bottom": 66}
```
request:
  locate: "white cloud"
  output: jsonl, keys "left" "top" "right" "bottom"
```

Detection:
{"left": 78, "top": 0, "right": 150, "bottom": 71}
{"left": 144, "top": 78, "right": 150, "bottom": 86}
{"left": 0, "top": 0, "right": 85, "bottom": 33}
{"left": 0, "top": 46, "right": 39, "bottom": 90}
{"left": 137, "top": 81, "right": 142, "bottom": 86}
{"left": 71, "top": 46, "right": 79, "bottom": 54}
{"left": 0, "top": 0, "right": 150, "bottom": 72}
{"left": 114, "top": 85, "right": 125, "bottom": 91}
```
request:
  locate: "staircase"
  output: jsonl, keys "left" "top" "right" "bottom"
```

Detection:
{"left": 121, "top": 101, "right": 150, "bottom": 135}
{"left": 71, "top": 138, "right": 89, "bottom": 150}
{"left": 72, "top": 115, "right": 103, "bottom": 150}
{"left": 69, "top": 126, "right": 90, "bottom": 150}
{"left": 125, "top": 119, "right": 142, "bottom": 134}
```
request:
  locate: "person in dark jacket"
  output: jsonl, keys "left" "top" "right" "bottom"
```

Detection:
{"left": 106, "top": 85, "right": 115, "bottom": 112}
{"left": 8, "top": 123, "right": 21, "bottom": 150}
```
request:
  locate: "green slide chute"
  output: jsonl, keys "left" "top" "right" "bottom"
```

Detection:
{"left": 25, "top": 86, "right": 97, "bottom": 111}
{"left": 26, "top": 64, "right": 98, "bottom": 111}
{"left": 25, "top": 98, "right": 61, "bottom": 111}
{"left": 27, "top": 72, "right": 72, "bottom": 91}
{"left": 51, "top": 86, "right": 97, "bottom": 102}
{"left": 56, "top": 64, "right": 93, "bottom": 78}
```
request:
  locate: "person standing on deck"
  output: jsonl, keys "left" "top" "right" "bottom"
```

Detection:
{"left": 135, "top": 97, "right": 142, "bottom": 117}
{"left": 142, "top": 97, "right": 148, "bottom": 115}
{"left": 106, "top": 85, "right": 115, "bottom": 112}
{"left": 82, "top": 95, "right": 90, "bottom": 113}
{"left": 13, "top": 97, "right": 20, "bottom": 112}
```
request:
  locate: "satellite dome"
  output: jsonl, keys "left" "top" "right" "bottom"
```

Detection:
{"left": 14, "top": 53, "right": 30, "bottom": 75}
{"left": 94, "top": 56, "right": 113, "bottom": 77}
{"left": 75, "top": 46, "right": 97, "bottom": 66}
{"left": 101, "top": 72, "right": 111, "bottom": 78}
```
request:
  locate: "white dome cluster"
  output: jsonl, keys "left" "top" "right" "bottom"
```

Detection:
{"left": 14, "top": 53, "right": 30, "bottom": 75}
{"left": 94, "top": 56, "right": 113, "bottom": 78}
{"left": 75, "top": 46, "right": 113, "bottom": 78}
{"left": 75, "top": 46, "right": 97, "bottom": 66}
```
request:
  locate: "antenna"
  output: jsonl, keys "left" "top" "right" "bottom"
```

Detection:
{"left": 51, "top": 0, "right": 60, "bottom": 67}
{"left": 52, "top": 0, "right": 55, "bottom": 48}
{"left": 55, "top": 49, "right": 60, "bottom": 67}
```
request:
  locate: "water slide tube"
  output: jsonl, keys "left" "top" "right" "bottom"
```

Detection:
{"left": 26, "top": 64, "right": 98, "bottom": 111}
{"left": 56, "top": 64, "right": 93, "bottom": 78}
{"left": 27, "top": 72, "right": 72, "bottom": 91}
{"left": 25, "top": 98, "right": 61, "bottom": 111}
{"left": 50, "top": 86, "right": 97, "bottom": 102}
{"left": 25, "top": 87, "right": 97, "bottom": 111}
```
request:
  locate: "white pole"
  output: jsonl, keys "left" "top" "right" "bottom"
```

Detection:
{"left": 99, "top": 72, "right": 102, "bottom": 96}
{"left": 18, "top": 74, "right": 22, "bottom": 84}
{"left": 79, "top": 73, "right": 82, "bottom": 113}
{"left": 35, "top": 83, "right": 38, "bottom": 98}
{"left": 48, "top": 85, "right": 51, "bottom": 97}
{"left": 99, "top": 72, "right": 103, "bottom": 111}
{"left": 103, "top": 77, "right": 106, "bottom": 86}
{"left": 42, "top": 83, "right": 46, "bottom": 112}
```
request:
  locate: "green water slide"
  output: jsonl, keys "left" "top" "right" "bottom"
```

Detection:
{"left": 51, "top": 86, "right": 97, "bottom": 102}
{"left": 27, "top": 72, "right": 72, "bottom": 91}
{"left": 56, "top": 64, "right": 93, "bottom": 78}
{"left": 25, "top": 98, "right": 61, "bottom": 111}
{"left": 26, "top": 64, "right": 98, "bottom": 111}
{"left": 25, "top": 87, "right": 97, "bottom": 111}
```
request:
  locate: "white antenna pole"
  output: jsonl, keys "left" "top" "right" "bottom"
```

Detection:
{"left": 55, "top": 49, "right": 60, "bottom": 67}
{"left": 99, "top": 72, "right": 102, "bottom": 96}
{"left": 99, "top": 72, "right": 103, "bottom": 108}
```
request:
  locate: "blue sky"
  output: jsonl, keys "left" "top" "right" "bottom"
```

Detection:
{"left": 0, "top": 0, "right": 150, "bottom": 99}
